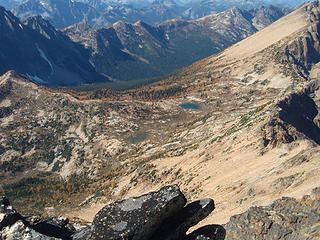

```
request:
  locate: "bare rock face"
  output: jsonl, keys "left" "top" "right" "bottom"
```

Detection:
{"left": 284, "top": 1, "right": 320, "bottom": 77}
{"left": 277, "top": 92, "right": 320, "bottom": 144}
{"left": 261, "top": 114, "right": 297, "bottom": 148}
{"left": 223, "top": 189, "right": 320, "bottom": 239}
{"left": 89, "top": 185, "right": 187, "bottom": 240}
{"left": 22, "top": 215, "right": 76, "bottom": 239}
{"left": 0, "top": 196, "right": 22, "bottom": 231}
{"left": 0, "top": 196, "right": 75, "bottom": 240}
{"left": 1, "top": 220, "right": 55, "bottom": 240}
{"left": 262, "top": 84, "right": 320, "bottom": 147}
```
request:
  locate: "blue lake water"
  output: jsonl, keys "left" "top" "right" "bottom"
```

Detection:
{"left": 180, "top": 103, "right": 201, "bottom": 110}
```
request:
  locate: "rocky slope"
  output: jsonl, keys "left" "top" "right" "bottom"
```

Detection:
{"left": 223, "top": 189, "right": 320, "bottom": 239}
{"left": 1, "top": 0, "right": 320, "bottom": 238}
{"left": 0, "top": 70, "right": 179, "bottom": 212}
{"left": 0, "top": 7, "right": 107, "bottom": 86}
{"left": 2, "top": 185, "right": 320, "bottom": 239}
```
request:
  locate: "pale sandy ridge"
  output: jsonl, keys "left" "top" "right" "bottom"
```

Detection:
{"left": 218, "top": 3, "right": 309, "bottom": 61}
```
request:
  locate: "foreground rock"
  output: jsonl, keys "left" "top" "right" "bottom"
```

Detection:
{"left": 3, "top": 185, "right": 320, "bottom": 239}
{"left": 91, "top": 185, "right": 186, "bottom": 239}
{"left": 224, "top": 187, "right": 320, "bottom": 239}
{"left": 1, "top": 185, "right": 216, "bottom": 240}
{"left": 151, "top": 198, "right": 214, "bottom": 240}
{"left": 0, "top": 196, "right": 22, "bottom": 231}
{"left": 0, "top": 196, "right": 75, "bottom": 240}
{"left": 74, "top": 185, "right": 216, "bottom": 240}
{"left": 1, "top": 220, "right": 55, "bottom": 240}
{"left": 22, "top": 215, "right": 76, "bottom": 239}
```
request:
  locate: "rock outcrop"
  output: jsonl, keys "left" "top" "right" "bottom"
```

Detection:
{"left": 1, "top": 196, "right": 76, "bottom": 239}
{"left": 284, "top": 1, "right": 320, "bottom": 77}
{"left": 2, "top": 185, "right": 320, "bottom": 239}
{"left": 262, "top": 81, "right": 320, "bottom": 147}
{"left": 22, "top": 215, "right": 76, "bottom": 239}
{"left": 81, "top": 185, "right": 187, "bottom": 240}
{"left": 151, "top": 198, "right": 214, "bottom": 240}
{"left": 0, "top": 196, "right": 22, "bottom": 231}
{"left": 73, "top": 185, "right": 216, "bottom": 240}
{"left": 223, "top": 188, "right": 320, "bottom": 239}
{"left": 1, "top": 185, "right": 216, "bottom": 240}
{"left": 1, "top": 220, "right": 55, "bottom": 240}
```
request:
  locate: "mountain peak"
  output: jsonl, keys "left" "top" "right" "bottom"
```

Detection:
{"left": 227, "top": 6, "right": 245, "bottom": 15}
{"left": 152, "top": 0, "right": 177, "bottom": 6}
{"left": 133, "top": 20, "right": 151, "bottom": 28}
{"left": 0, "top": 7, "right": 22, "bottom": 32}
{"left": 64, "top": 21, "right": 92, "bottom": 32}
{"left": 112, "top": 19, "right": 130, "bottom": 29}
{"left": 0, "top": 70, "right": 34, "bottom": 85}
{"left": 24, "top": 15, "right": 59, "bottom": 40}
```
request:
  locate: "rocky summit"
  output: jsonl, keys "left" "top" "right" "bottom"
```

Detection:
{"left": 1, "top": 185, "right": 320, "bottom": 239}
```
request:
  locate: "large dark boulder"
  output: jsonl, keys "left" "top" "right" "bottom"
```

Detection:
{"left": 22, "top": 215, "right": 76, "bottom": 240}
{"left": 88, "top": 185, "right": 187, "bottom": 240}
{"left": 186, "top": 225, "right": 226, "bottom": 240}
{"left": 151, "top": 198, "right": 215, "bottom": 239}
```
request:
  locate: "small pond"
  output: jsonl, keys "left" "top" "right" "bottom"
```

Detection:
{"left": 180, "top": 102, "right": 201, "bottom": 110}
{"left": 130, "top": 132, "right": 147, "bottom": 144}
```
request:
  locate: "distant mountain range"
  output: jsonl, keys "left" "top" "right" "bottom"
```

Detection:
{"left": 0, "top": 6, "right": 107, "bottom": 86}
{"left": 64, "top": 5, "right": 290, "bottom": 81}
{"left": 0, "top": 0, "right": 306, "bottom": 28}
{"left": 0, "top": 5, "right": 289, "bottom": 85}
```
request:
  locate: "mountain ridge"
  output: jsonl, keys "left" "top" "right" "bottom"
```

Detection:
{"left": 8, "top": 0, "right": 300, "bottom": 28}
{"left": 0, "top": 5, "right": 290, "bottom": 85}
{"left": 0, "top": 7, "right": 108, "bottom": 86}
{"left": 63, "top": 5, "right": 289, "bottom": 82}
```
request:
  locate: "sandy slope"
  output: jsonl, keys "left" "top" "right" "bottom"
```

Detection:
{"left": 220, "top": 3, "right": 309, "bottom": 60}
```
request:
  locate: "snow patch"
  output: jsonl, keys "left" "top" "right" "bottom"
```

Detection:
{"left": 40, "top": 0, "right": 50, "bottom": 8}
{"left": 26, "top": 74, "right": 48, "bottom": 84}
{"left": 36, "top": 44, "right": 54, "bottom": 73}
